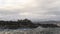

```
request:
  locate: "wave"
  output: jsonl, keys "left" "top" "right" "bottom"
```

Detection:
{"left": 0, "top": 27, "right": 60, "bottom": 34}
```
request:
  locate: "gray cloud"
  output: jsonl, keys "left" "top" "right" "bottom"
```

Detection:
{"left": 0, "top": 0, "right": 60, "bottom": 21}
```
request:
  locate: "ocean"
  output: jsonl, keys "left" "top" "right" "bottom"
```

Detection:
{"left": 0, "top": 27, "right": 60, "bottom": 34}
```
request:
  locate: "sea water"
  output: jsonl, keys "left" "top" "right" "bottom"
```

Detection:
{"left": 0, "top": 27, "right": 60, "bottom": 34}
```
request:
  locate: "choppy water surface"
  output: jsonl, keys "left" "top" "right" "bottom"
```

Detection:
{"left": 0, "top": 27, "right": 60, "bottom": 34}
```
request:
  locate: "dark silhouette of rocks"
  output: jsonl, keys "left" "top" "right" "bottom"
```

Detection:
{"left": 0, "top": 19, "right": 38, "bottom": 29}
{"left": 0, "top": 19, "right": 59, "bottom": 29}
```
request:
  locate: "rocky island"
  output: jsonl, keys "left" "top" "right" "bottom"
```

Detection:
{"left": 0, "top": 19, "right": 59, "bottom": 29}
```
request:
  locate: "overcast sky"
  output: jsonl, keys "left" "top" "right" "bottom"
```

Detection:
{"left": 0, "top": 0, "right": 60, "bottom": 21}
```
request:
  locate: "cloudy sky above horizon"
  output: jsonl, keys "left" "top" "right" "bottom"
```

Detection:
{"left": 0, "top": 0, "right": 60, "bottom": 21}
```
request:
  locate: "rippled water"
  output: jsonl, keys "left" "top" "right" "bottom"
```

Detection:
{"left": 40, "top": 28, "right": 60, "bottom": 34}
{"left": 0, "top": 27, "right": 60, "bottom": 34}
